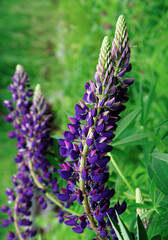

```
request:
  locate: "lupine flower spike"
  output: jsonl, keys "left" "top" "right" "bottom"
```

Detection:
{"left": 58, "top": 15, "right": 134, "bottom": 239}
{"left": 2, "top": 66, "right": 78, "bottom": 240}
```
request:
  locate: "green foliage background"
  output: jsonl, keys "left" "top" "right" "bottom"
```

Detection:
{"left": 0, "top": 0, "right": 168, "bottom": 239}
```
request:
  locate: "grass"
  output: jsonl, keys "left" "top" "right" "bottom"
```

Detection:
{"left": 0, "top": 0, "right": 168, "bottom": 239}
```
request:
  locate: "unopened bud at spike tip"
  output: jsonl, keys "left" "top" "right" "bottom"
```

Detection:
{"left": 136, "top": 188, "right": 145, "bottom": 216}
{"left": 33, "top": 84, "right": 43, "bottom": 106}
{"left": 112, "top": 14, "right": 130, "bottom": 77}
{"left": 96, "top": 36, "right": 114, "bottom": 88}
{"left": 116, "top": 15, "right": 126, "bottom": 32}
{"left": 97, "top": 36, "right": 111, "bottom": 73}
{"left": 16, "top": 64, "right": 24, "bottom": 74}
{"left": 136, "top": 188, "right": 144, "bottom": 204}
{"left": 34, "top": 84, "right": 41, "bottom": 98}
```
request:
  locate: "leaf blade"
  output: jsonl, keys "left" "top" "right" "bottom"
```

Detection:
{"left": 137, "top": 215, "right": 148, "bottom": 240}
{"left": 107, "top": 213, "right": 123, "bottom": 240}
{"left": 113, "top": 133, "right": 150, "bottom": 146}
{"left": 114, "top": 108, "right": 141, "bottom": 140}
{"left": 116, "top": 212, "right": 133, "bottom": 240}
{"left": 149, "top": 176, "right": 156, "bottom": 205}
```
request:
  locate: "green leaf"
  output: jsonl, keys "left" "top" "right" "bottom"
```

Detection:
{"left": 147, "top": 214, "right": 159, "bottom": 239}
{"left": 129, "top": 203, "right": 152, "bottom": 210}
{"left": 155, "top": 192, "right": 164, "bottom": 207}
{"left": 152, "top": 151, "right": 168, "bottom": 193}
{"left": 47, "top": 138, "right": 62, "bottom": 169}
{"left": 38, "top": 234, "right": 42, "bottom": 240}
{"left": 65, "top": 112, "right": 74, "bottom": 118}
{"left": 137, "top": 215, "right": 148, "bottom": 240}
{"left": 147, "top": 163, "right": 155, "bottom": 180}
{"left": 151, "top": 234, "right": 162, "bottom": 240}
{"left": 53, "top": 138, "right": 61, "bottom": 156}
{"left": 150, "top": 176, "right": 156, "bottom": 205}
{"left": 47, "top": 154, "right": 59, "bottom": 169}
{"left": 113, "top": 133, "right": 150, "bottom": 146}
{"left": 116, "top": 212, "right": 133, "bottom": 240}
{"left": 158, "top": 194, "right": 168, "bottom": 208}
{"left": 139, "top": 82, "right": 144, "bottom": 125}
{"left": 51, "top": 135, "right": 62, "bottom": 139}
{"left": 152, "top": 151, "right": 168, "bottom": 164}
{"left": 107, "top": 213, "right": 123, "bottom": 240}
{"left": 147, "top": 162, "right": 168, "bottom": 196}
{"left": 162, "top": 131, "right": 168, "bottom": 140}
{"left": 157, "top": 119, "right": 168, "bottom": 129}
{"left": 140, "top": 209, "right": 154, "bottom": 220}
{"left": 156, "top": 212, "right": 168, "bottom": 232}
{"left": 114, "top": 108, "right": 141, "bottom": 140}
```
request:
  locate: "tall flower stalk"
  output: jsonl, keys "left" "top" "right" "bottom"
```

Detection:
{"left": 1, "top": 65, "right": 78, "bottom": 240}
{"left": 58, "top": 15, "right": 134, "bottom": 239}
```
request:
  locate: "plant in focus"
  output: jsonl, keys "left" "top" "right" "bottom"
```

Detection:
{"left": 1, "top": 15, "right": 166, "bottom": 240}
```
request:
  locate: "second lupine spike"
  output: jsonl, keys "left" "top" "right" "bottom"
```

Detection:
{"left": 2, "top": 68, "right": 77, "bottom": 240}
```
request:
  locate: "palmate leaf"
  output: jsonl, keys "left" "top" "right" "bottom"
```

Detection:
{"left": 148, "top": 151, "right": 168, "bottom": 196}
{"left": 114, "top": 108, "right": 141, "bottom": 140}
{"left": 152, "top": 151, "right": 168, "bottom": 189}
{"left": 147, "top": 164, "right": 168, "bottom": 196}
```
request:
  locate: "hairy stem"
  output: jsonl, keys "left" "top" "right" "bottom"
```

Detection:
{"left": 14, "top": 196, "right": 26, "bottom": 240}
{"left": 79, "top": 123, "right": 105, "bottom": 240}
{"left": 108, "top": 153, "right": 135, "bottom": 194}
{"left": 28, "top": 159, "right": 79, "bottom": 216}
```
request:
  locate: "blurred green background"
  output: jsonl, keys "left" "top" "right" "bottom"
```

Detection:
{"left": 0, "top": 0, "right": 168, "bottom": 239}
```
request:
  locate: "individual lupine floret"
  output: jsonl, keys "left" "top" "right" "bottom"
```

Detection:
{"left": 58, "top": 15, "right": 133, "bottom": 240}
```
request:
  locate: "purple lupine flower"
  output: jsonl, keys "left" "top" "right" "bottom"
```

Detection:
{"left": 2, "top": 66, "right": 73, "bottom": 239}
{"left": 1, "top": 66, "right": 35, "bottom": 238}
{"left": 58, "top": 15, "right": 132, "bottom": 239}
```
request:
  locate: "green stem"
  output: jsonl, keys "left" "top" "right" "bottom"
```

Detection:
{"left": 28, "top": 159, "right": 79, "bottom": 216}
{"left": 14, "top": 196, "right": 26, "bottom": 240}
{"left": 108, "top": 153, "right": 135, "bottom": 194}
{"left": 79, "top": 119, "right": 105, "bottom": 240}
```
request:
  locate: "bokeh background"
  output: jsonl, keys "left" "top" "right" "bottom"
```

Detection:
{"left": 0, "top": 0, "right": 168, "bottom": 239}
